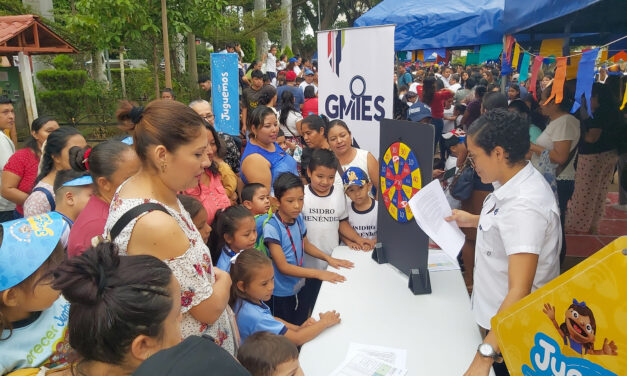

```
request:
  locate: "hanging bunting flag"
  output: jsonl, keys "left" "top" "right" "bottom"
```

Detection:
{"left": 413, "top": 50, "right": 424, "bottom": 62}
{"left": 504, "top": 35, "right": 515, "bottom": 64}
{"left": 466, "top": 53, "right": 480, "bottom": 66}
{"left": 519, "top": 52, "right": 531, "bottom": 82}
{"left": 528, "top": 55, "right": 544, "bottom": 101}
{"left": 479, "top": 44, "right": 503, "bottom": 62}
{"left": 539, "top": 38, "right": 564, "bottom": 58}
{"left": 571, "top": 48, "right": 599, "bottom": 117}
{"left": 544, "top": 57, "right": 567, "bottom": 105}
{"left": 621, "top": 82, "right": 627, "bottom": 110}
{"left": 566, "top": 54, "right": 582, "bottom": 80}
{"left": 512, "top": 43, "right": 521, "bottom": 69}
{"left": 600, "top": 48, "right": 608, "bottom": 62}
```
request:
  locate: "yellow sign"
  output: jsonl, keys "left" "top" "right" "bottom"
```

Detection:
{"left": 492, "top": 237, "right": 627, "bottom": 376}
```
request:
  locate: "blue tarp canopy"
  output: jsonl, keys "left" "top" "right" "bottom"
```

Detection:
{"left": 354, "top": 0, "right": 620, "bottom": 51}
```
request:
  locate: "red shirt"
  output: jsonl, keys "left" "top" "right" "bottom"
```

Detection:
{"left": 3, "top": 148, "right": 40, "bottom": 214}
{"left": 302, "top": 98, "right": 319, "bottom": 116}
{"left": 422, "top": 89, "right": 454, "bottom": 119}
{"left": 67, "top": 195, "right": 110, "bottom": 258}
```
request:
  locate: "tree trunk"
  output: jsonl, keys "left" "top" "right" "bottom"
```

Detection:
{"left": 92, "top": 50, "right": 107, "bottom": 82}
{"left": 281, "top": 0, "right": 292, "bottom": 51}
{"left": 176, "top": 33, "right": 186, "bottom": 74}
{"left": 160, "top": 0, "right": 172, "bottom": 88}
{"left": 320, "top": 0, "right": 339, "bottom": 30}
{"left": 120, "top": 46, "right": 127, "bottom": 99}
{"left": 153, "top": 42, "right": 160, "bottom": 99}
{"left": 254, "top": 0, "right": 268, "bottom": 61}
{"left": 187, "top": 32, "right": 199, "bottom": 96}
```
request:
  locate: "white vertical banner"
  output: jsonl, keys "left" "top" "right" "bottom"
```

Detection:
{"left": 317, "top": 25, "right": 394, "bottom": 157}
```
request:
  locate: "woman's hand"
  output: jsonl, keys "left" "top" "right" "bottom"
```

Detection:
{"left": 463, "top": 353, "right": 494, "bottom": 376}
{"left": 445, "top": 209, "right": 479, "bottom": 228}
{"left": 346, "top": 240, "right": 361, "bottom": 250}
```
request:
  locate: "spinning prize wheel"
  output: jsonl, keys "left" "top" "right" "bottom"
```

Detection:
{"left": 380, "top": 142, "right": 422, "bottom": 222}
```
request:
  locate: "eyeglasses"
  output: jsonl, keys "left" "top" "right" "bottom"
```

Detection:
{"left": 202, "top": 114, "right": 215, "bottom": 120}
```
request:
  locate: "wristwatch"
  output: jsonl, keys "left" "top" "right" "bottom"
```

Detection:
{"left": 477, "top": 343, "right": 504, "bottom": 363}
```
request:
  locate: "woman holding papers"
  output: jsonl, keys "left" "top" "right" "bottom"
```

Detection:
{"left": 446, "top": 109, "right": 560, "bottom": 376}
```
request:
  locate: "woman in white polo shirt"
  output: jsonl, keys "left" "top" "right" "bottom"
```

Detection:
{"left": 446, "top": 109, "right": 560, "bottom": 376}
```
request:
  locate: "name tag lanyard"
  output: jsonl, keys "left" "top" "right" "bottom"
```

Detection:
{"left": 281, "top": 218, "right": 304, "bottom": 267}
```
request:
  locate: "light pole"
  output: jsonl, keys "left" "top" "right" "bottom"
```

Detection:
{"left": 161, "top": 0, "right": 172, "bottom": 89}
{"left": 317, "top": 0, "right": 321, "bottom": 30}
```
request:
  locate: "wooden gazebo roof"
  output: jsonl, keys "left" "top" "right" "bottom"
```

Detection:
{"left": 0, "top": 14, "right": 78, "bottom": 55}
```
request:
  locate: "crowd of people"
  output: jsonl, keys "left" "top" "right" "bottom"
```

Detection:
{"left": 0, "top": 43, "right": 624, "bottom": 376}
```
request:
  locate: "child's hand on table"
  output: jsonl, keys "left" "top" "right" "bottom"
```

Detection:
{"left": 346, "top": 240, "right": 361, "bottom": 250}
{"left": 319, "top": 310, "right": 341, "bottom": 328}
{"left": 318, "top": 270, "right": 346, "bottom": 283}
{"left": 359, "top": 238, "right": 376, "bottom": 251}
{"left": 327, "top": 257, "right": 354, "bottom": 269}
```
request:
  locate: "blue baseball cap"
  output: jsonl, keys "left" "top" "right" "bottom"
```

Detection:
{"left": 61, "top": 175, "right": 93, "bottom": 188}
{"left": 288, "top": 57, "right": 298, "bottom": 63}
{"left": 0, "top": 213, "right": 64, "bottom": 291}
{"left": 342, "top": 167, "right": 369, "bottom": 190}
{"left": 304, "top": 69, "right": 314, "bottom": 76}
{"left": 407, "top": 101, "right": 432, "bottom": 122}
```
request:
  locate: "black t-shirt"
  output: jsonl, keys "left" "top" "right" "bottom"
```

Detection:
{"left": 578, "top": 107, "right": 623, "bottom": 155}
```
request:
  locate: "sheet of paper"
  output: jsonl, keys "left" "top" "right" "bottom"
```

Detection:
{"left": 408, "top": 180, "right": 464, "bottom": 266}
{"left": 428, "top": 248, "right": 461, "bottom": 272}
{"left": 347, "top": 343, "right": 407, "bottom": 368}
{"left": 330, "top": 353, "right": 408, "bottom": 376}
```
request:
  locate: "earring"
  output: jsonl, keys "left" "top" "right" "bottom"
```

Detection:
{"left": 160, "top": 162, "right": 166, "bottom": 173}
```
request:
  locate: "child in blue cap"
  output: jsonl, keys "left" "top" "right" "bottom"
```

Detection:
{"left": 341, "top": 167, "right": 378, "bottom": 248}
{"left": 0, "top": 213, "right": 71, "bottom": 374}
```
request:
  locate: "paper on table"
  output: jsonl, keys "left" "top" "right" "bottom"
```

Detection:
{"left": 428, "top": 248, "right": 461, "bottom": 272}
{"left": 330, "top": 353, "right": 408, "bottom": 376}
{"left": 347, "top": 343, "right": 407, "bottom": 368}
{"left": 408, "top": 180, "right": 464, "bottom": 266}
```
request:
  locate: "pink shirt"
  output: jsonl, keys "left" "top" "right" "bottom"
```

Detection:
{"left": 67, "top": 195, "right": 110, "bottom": 258}
{"left": 183, "top": 170, "right": 230, "bottom": 224}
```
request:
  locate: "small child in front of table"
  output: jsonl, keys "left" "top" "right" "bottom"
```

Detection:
{"left": 238, "top": 332, "right": 303, "bottom": 376}
{"left": 341, "top": 167, "right": 378, "bottom": 248}
{"left": 215, "top": 205, "right": 258, "bottom": 273}
{"left": 178, "top": 194, "right": 212, "bottom": 244}
{"left": 264, "top": 172, "right": 352, "bottom": 325}
{"left": 53, "top": 170, "right": 94, "bottom": 249}
{"left": 0, "top": 213, "right": 72, "bottom": 374}
{"left": 230, "top": 249, "right": 340, "bottom": 345}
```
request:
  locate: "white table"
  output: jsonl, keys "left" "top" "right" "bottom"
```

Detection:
{"left": 300, "top": 246, "right": 489, "bottom": 376}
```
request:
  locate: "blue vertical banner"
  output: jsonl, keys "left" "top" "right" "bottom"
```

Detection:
{"left": 211, "top": 53, "right": 239, "bottom": 136}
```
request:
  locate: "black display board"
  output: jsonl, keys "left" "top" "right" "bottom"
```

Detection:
{"left": 374, "top": 119, "right": 434, "bottom": 294}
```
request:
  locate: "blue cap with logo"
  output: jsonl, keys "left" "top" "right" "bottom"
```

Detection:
{"left": 407, "top": 101, "right": 432, "bottom": 122}
{"left": 342, "top": 167, "right": 369, "bottom": 190}
{"left": 0, "top": 213, "right": 64, "bottom": 291}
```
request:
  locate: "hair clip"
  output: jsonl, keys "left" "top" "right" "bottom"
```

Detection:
{"left": 82, "top": 148, "right": 92, "bottom": 171}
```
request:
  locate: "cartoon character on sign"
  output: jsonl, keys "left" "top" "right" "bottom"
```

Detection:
{"left": 543, "top": 299, "right": 618, "bottom": 357}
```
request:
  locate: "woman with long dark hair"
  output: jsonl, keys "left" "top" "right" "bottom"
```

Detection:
{"left": 2, "top": 116, "right": 59, "bottom": 216}
{"left": 421, "top": 76, "right": 454, "bottom": 160}
{"left": 23, "top": 127, "right": 86, "bottom": 216}
{"left": 566, "top": 83, "right": 622, "bottom": 233}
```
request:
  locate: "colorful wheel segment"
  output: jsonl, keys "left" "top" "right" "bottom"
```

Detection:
{"left": 380, "top": 142, "right": 422, "bottom": 223}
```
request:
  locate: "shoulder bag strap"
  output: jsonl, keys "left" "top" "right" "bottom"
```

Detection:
{"left": 555, "top": 146, "right": 578, "bottom": 178}
{"left": 32, "top": 187, "right": 56, "bottom": 211}
{"left": 109, "top": 202, "right": 170, "bottom": 242}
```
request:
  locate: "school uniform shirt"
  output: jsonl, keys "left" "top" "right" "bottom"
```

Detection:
{"left": 234, "top": 299, "right": 287, "bottom": 343}
{"left": 216, "top": 245, "right": 236, "bottom": 273}
{"left": 263, "top": 213, "right": 306, "bottom": 297}
{"left": 302, "top": 185, "right": 348, "bottom": 270}
{"left": 0, "top": 131, "right": 16, "bottom": 213}
{"left": 471, "top": 163, "right": 560, "bottom": 330}
{"left": 0, "top": 297, "right": 72, "bottom": 374}
{"left": 347, "top": 200, "right": 377, "bottom": 240}
{"left": 55, "top": 211, "right": 73, "bottom": 250}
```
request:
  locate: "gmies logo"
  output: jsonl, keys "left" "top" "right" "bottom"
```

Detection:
{"left": 325, "top": 75, "right": 385, "bottom": 121}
